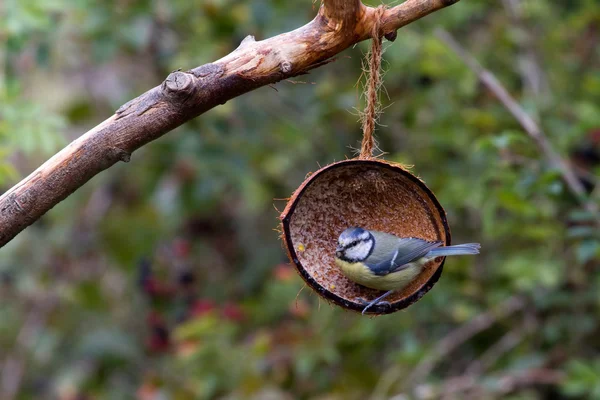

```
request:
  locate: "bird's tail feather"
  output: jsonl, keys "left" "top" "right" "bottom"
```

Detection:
{"left": 427, "top": 243, "right": 480, "bottom": 257}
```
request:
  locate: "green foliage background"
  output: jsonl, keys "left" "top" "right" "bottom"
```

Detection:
{"left": 1, "top": 0, "right": 600, "bottom": 399}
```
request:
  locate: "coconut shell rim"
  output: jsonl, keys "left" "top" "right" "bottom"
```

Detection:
{"left": 280, "top": 158, "right": 452, "bottom": 315}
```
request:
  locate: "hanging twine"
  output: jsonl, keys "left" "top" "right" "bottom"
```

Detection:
{"left": 359, "top": 6, "right": 386, "bottom": 159}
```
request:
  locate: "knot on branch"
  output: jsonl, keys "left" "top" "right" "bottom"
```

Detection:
{"left": 163, "top": 71, "right": 195, "bottom": 99}
{"left": 280, "top": 60, "right": 293, "bottom": 74}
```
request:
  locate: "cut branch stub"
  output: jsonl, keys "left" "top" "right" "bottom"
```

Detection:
{"left": 280, "top": 159, "right": 451, "bottom": 315}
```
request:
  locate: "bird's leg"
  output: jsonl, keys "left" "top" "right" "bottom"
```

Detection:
{"left": 360, "top": 290, "right": 394, "bottom": 315}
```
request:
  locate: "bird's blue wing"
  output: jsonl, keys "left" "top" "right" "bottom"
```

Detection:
{"left": 366, "top": 238, "right": 443, "bottom": 276}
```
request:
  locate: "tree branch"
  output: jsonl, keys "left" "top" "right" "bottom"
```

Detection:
{"left": 382, "top": 0, "right": 459, "bottom": 36}
{"left": 322, "top": 0, "right": 362, "bottom": 30}
{"left": 0, "top": 0, "right": 460, "bottom": 248}
{"left": 436, "top": 29, "right": 600, "bottom": 220}
{"left": 416, "top": 368, "right": 564, "bottom": 398}
{"left": 406, "top": 295, "right": 526, "bottom": 386}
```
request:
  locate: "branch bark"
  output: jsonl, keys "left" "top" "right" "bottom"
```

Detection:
{"left": 322, "top": 0, "right": 361, "bottom": 30}
{"left": 0, "top": 0, "right": 460, "bottom": 248}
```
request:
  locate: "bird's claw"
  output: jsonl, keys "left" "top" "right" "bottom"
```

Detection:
{"left": 356, "top": 298, "right": 391, "bottom": 315}
{"left": 356, "top": 290, "right": 395, "bottom": 315}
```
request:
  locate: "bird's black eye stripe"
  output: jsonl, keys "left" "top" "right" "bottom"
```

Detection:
{"left": 344, "top": 240, "right": 359, "bottom": 249}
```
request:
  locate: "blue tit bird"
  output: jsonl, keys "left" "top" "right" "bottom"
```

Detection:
{"left": 335, "top": 227, "right": 480, "bottom": 314}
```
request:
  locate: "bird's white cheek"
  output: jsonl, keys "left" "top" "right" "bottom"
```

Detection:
{"left": 345, "top": 241, "right": 372, "bottom": 261}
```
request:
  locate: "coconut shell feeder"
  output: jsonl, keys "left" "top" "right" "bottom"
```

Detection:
{"left": 280, "top": 159, "right": 450, "bottom": 315}
{"left": 279, "top": 11, "right": 452, "bottom": 315}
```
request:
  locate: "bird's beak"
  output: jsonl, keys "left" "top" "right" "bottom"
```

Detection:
{"left": 335, "top": 246, "right": 343, "bottom": 258}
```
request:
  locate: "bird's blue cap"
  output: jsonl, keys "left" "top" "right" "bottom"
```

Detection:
{"left": 339, "top": 227, "right": 366, "bottom": 241}
{"left": 338, "top": 227, "right": 370, "bottom": 247}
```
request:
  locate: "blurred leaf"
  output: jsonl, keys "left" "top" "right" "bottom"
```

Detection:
{"left": 563, "top": 360, "right": 600, "bottom": 398}
{"left": 76, "top": 329, "right": 139, "bottom": 362}
{"left": 575, "top": 240, "right": 600, "bottom": 264}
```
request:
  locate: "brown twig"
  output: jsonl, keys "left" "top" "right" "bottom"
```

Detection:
{"left": 464, "top": 312, "right": 535, "bottom": 376}
{"left": 502, "top": 0, "right": 549, "bottom": 98}
{"left": 0, "top": 296, "right": 57, "bottom": 400}
{"left": 420, "top": 368, "right": 565, "bottom": 399}
{"left": 406, "top": 295, "right": 526, "bottom": 386}
{"left": 371, "top": 298, "right": 527, "bottom": 398}
{"left": 0, "top": 0, "right": 461, "bottom": 248}
{"left": 436, "top": 29, "right": 599, "bottom": 220}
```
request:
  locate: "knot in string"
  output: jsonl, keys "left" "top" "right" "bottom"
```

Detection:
{"left": 360, "top": 6, "right": 386, "bottom": 159}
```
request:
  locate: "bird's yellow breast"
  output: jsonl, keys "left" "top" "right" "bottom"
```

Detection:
{"left": 335, "top": 258, "right": 424, "bottom": 291}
